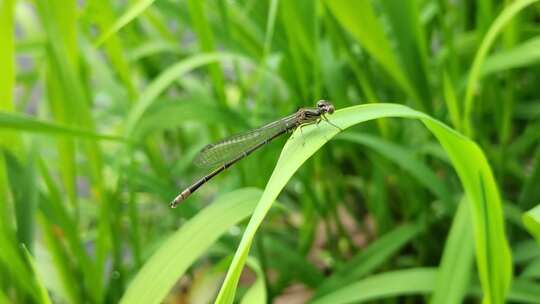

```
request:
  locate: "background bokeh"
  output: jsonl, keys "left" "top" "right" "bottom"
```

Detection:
{"left": 1, "top": 0, "right": 540, "bottom": 303}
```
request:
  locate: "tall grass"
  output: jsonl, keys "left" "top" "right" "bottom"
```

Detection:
{"left": 1, "top": 0, "right": 540, "bottom": 303}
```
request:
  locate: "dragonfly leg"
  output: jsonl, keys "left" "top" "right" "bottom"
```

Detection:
{"left": 322, "top": 114, "right": 342, "bottom": 131}
{"left": 299, "top": 125, "right": 307, "bottom": 146}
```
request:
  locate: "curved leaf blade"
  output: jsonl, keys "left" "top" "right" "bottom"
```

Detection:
{"left": 463, "top": 0, "right": 540, "bottom": 135}
{"left": 215, "top": 103, "right": 511, "bottom": 304}
{"left": 120, "top": 188, "right": 262, "bottom": 304}
{"left": 311, "top": 268, "right": 436, "bottom": 304}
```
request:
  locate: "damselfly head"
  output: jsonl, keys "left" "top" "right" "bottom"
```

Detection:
{"left": 316, "top": 100, "right": 334, "bottom": 114}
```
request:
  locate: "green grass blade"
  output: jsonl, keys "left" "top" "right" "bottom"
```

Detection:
{"left": 94, "top": 0, "right": 157, "bottom": 46}
{"left": 0, "top": 225, "right": 39, "bottom": 301}
{"left": 263, "top": 0, "right": 279, "bottom": 57}
{"left": 124, "top": 52, "right": 245, "bottom": 135}
{"left": 463, "top": 0, "right": 540, "bottom": 136}
{"left": 0, "top": 111, "right": 127, "bottom": 142}
{"left": 4, "top": 151, "right": 37, "bottom": 250}
{"left": 21, "top": 246, "right": 53, "bottom": 304}
{"left": 187, "top": 0, "right": 226, "bottom": 105}
{"left": 442, "top": 72, "right": 461, "bottom": 130}
{"left": 119, "top": 188, "right": 262, "bottom": 304}
{"left": 87, "top": 0, "right": 136, "bottom": 99}
{"left": 279, "top": 0, "right": 317, "bottom": 100}
{"left": 133, "top": 99, "right": 247, "bottom": 139}
{"left": 0, "top": 0, "right": 23, "bottom": 160}
{"left": 379, "top": 1, "right": 431, "bottom": 111}
{"left": 215, "top": 103, "right": 511, "bottom": 304}
{"left": 431, "top": 200, "right": 474, "bottom": 304}
{"left": 425, "top": 121, "right": 511, "bottom": 304}
{"left": 481, "top": 36, "right": 540, "bottom": 76}
{"left": 127, "top": 40, "right": 183, "bottom": 61}
{"left": 506, "top": 279, "right": 540, "bottom": 304}
{"left": 522, "top": 256, "right": 540, "bottom": 279}
{"left": 0, "top": 0, "right": 15, "bottom": 111}
{"left": 323, "top": 0, "right": 418, "bottom": 106}
{"left": 311, "top": 268, "right": 437, "bottom": 304}
{"left": 523, "top": 205, "right": 540, "bottom": 245}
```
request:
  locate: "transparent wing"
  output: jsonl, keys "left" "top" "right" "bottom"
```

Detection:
{"left": 194, "top": 114, "right": 297, "bottom": 168}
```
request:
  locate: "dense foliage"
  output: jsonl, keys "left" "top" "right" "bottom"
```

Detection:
{"left": 1, "top": 0, "right": 540, "bottom": 303}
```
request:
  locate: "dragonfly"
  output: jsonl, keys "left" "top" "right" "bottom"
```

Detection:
{"left": 170, "top": 100, "right": 339, "bottom": 208}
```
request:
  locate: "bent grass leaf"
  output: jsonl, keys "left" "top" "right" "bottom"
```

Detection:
{"left": 214, "top": 103, "right": 511, "bottom": 304}
{"left": 463, "top": 0, "right": 540, "bottom": 136}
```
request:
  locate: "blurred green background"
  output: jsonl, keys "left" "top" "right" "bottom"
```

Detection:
{"left": 1, "top": 0, "right": 540, "bottom": 303}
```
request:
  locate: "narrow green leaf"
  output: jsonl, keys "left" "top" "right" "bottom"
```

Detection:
{"left": 0, "top": 0, "right": 15, "bottom": 110}
{"left": 36, "top": 1, "right": 110, "bottom": 301}
{"left": 0, "top": 111, "right": 126, "bottom": 142}
{"left": 501, "top": 279, "right": 540, "bottom": 304}
{"left": 522, "top": 257, "right": 540, "bottom": 279}
{"left": 0, "top": 0, "right": 22, "bottom": 154}
{"left": 94, "top": 0, "right": 157, "bottom": 46}
{"left": 87, "top": 0, "right": 136, "bottom": 99}
{"left": 431, "top": 200, "right": 474, "bottom": 304}
{"left": 279, "top": 0, "right": 317, "bottom": 100}
{"left": 215, "top": 104, "right": 511, "bottom": 304}
{"left": 0, "top": 229, "right": 39, "bottom": 301}
{"left": 482, "top": 36, "right": 540, "bottom": 76}
{"left": 323, "top": 0, "right": 418, "bottom": 105}
{"left": 124, "top": 52, "right": 246, "bottom": 135}
{"left": 127, "top": 40, "right": 183, "bottom": 61}
{"left": 187, "top": 0, "right": 226, "bottom": 104}
{"left": 310, "top": 270, "right": 540, "bottom": 304}
{"left": 311, "top": 268, "right": 436, "bottom": 304}
{"left": 442, "top": 72, "right": 461, "bottom": 130}
{"left": 21, "top": 246, "right": 53, "bottom": 304}
{"left": 134, "top": 99, "right": 247, "bottom": 139}
{"left": 119, "top": 188, "right": 262, "bottom": 304}
{"left": 463, "top": 0, "right": 540, "bottom": 136}
{"left": 380, "top": 0, "right": 431, "bottom": 111}
{"left": 4, "top": 151, "right": 37, "bottom": 251}
{"left": 523, "top": 205, "right": 540, "bottom": 245}
{"left": 263, "top": 0, "right": 279, "bottom": 57}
